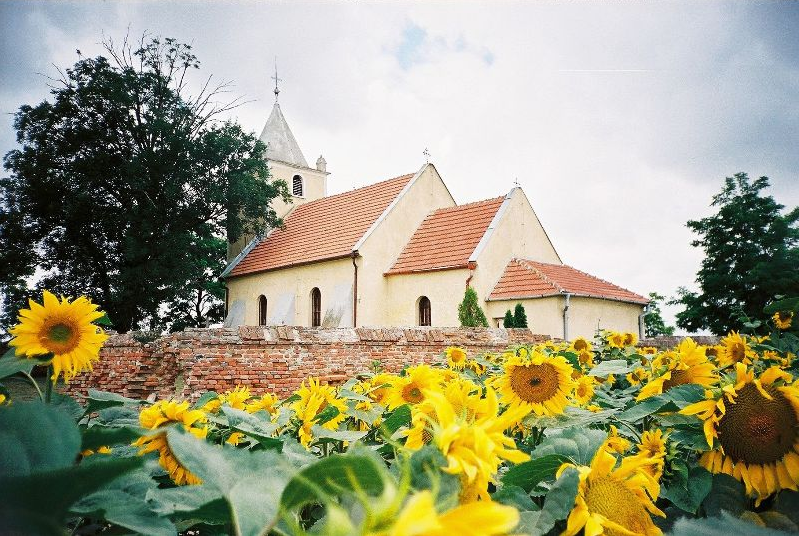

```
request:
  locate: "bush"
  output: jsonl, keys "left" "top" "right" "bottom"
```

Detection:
{"left": 513, "top": 303, "right": 528, "bottom": 328}
{"left": 458, "top": 287, "right": 489, "bottom": 327}
{"left": 503, "top": 309, "right": 515, "bottom": 328}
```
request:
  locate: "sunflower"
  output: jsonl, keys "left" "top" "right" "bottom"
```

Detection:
{"left": 630, "top": 430, "right": 667, "bottom": 481}
{"left": 246, "top": 392, "right": 280, "bottom": 415}
{"left": 715, "top": 331, "right": 757, "bottom": 368}
{"left": 291, "top": 378, "right": 348, "bottom": 448}
{"left": 636, "top": 338, "right": 718, "bottom": 401}
{"left": 8, "top": 290, "right": 108, "bottom": 383}
{"left": 774, "top": 311, "right": 794, "bottom": 330}
{"left": 373, "top": 489, "right": 519, "bottom": 536}
{"left": 623, "top": 332, "right": 638, "bottom": 347}
{"left": 419, "top": 387, "right": 529, "bottom": 502}
{"left": 561, "top": 440, "right": 665, "bottom": 536}
{"left": 385, "top": 365, "right": 442, "bottom": 409}
{"left": 405, "top": 378, "right": 487, "bottom": 449}
{"left": 133, "top": 400, "right": 207, "bottom": 485}
{"left": 570, "top": 337, "right": 593, "bottom": 354}
{"left": 220, "top": 385, "right": 251, "bottom": 410}
{"left": 605, "top": 425, "right": 631, "bottom": 455}
{"left": 466, "top": 359, "right": 487, "bottom": 376}
{"left": 680, "top": 363, "right": 799, "bottom": 504}
{"left": 626, "top": 367, "right": 650, "bottom": 386}
{"left": 494, "top": 351, "right": 575, "bottom": 417}
{"left": 446, "top": 347, "right": 468, "bottom": 369}
{"left": 606, "top": 332, "right": 627, "bottom": 349}
{"left": 572, "top": 374, "right": 597, "bottom": 406}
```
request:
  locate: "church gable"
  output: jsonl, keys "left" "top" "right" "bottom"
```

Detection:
{"left": 226, "top": 172, "right": 414, "bottom": 277}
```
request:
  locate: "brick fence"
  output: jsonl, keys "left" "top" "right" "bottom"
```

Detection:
{"left": 638, "top": 335, "right": 720, "bottom": 349}
{"left": 63, "top": 326, "right": 549, "bottom": 400}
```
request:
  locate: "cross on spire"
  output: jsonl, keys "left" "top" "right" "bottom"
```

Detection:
{"left": 271, "top": 57, "right": 282, "bottom": 102}
{"left": 423, "top": 148, "right": 430, "bottom": 163}
{"left": 513, "top": 177, "right": 520, "bottom": 187}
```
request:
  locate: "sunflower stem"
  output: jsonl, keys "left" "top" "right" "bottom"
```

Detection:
{"left": 45, "top": 365, "right": 53, "bottom": 403}
{"left": 22, "top": 371, "right": 45, "bottom": 402}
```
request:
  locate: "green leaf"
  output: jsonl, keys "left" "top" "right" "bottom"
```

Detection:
{"left": 516, "top": 467, "right": 580, "bottom": 536}
{"left": 764, "top": 297, "right": 799, "bottom": 315}
{"left": 0, "top": 400, "right": 81, "bottom": 477}
{"left": 0, "top": 350, "right": 37, "bottom": 380}
{"left": 338, "top": 389, "right": 371, "bottom": 402}
{"left": 313, "top": 404, "right": 341, "bottom": 426}
{"left": 408, "top": 445, "right": 461, "bottom": 509}
{"left": 94, "top": 312, "right": 114, "bottom": 327}
{"left": 523, "top": 407, "right": 617, "bottom": 430}
{"left": 0, "top": 456, "right": 143, "bottom": 532}
{"left": 492, "top": 484, "right": 540, "bottom": 512}
{"left": 534, "top": 427, "right": 607, "bottom": 466}
{"left": 617, "top": 384, "right": 704, "bottom": 422}
{"left": 501, "top": 454, "right": 570, "bottom": 493}
{"left": 310, "top": 426, "right": 367, "bottom": 442}
{"left": 81, "top": 424, "right": 144, "bottom": 451}
{"left": 702, "top": 473, "right": 747, "bottom": 518}
{"left": 83, "top": 388, "right": 141, "bottom": 416}
{"left": 670, "top": 512, "right": 790, "bottom": 536}
{"left": 588, "top": 359, "right": 631, "bottom": 377}
{"left": 221, "top": 406, "right": 281, "bottom": 450}
{"left": 167, "top": 426, "right": 294, "bottom": 536}
{"left": 193, "top": 391, "right": 220, "bottom": 410}
{"left": 773, "top": 490, "right": 799, "bottom": 525}
{"left": 146, "top": 485, "right": 229, "bottom": 525}
{"left": 380, "top": 404, "right": 412, "bottom": 437}
{"left": 281, "top": 453, "right": 388, "bottom": 511}
{"left": 662, "top": 466, "right": 712, "bottom": 514}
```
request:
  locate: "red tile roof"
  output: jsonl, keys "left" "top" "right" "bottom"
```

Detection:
{"left": 229, "top": 173, "right": 414, "bottom": 277}
{"left": 385, "top": 197, "right": 505, "bottom": 275}
{"left": 489, "top": 258, "right": 648, "bottom": 304}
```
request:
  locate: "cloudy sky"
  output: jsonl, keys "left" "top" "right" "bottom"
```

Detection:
{"left": 2, "top": 1, "right": 797, "bottom": 332}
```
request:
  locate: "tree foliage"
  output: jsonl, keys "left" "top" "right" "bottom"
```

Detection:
{"left": 503, "top": 309, "right": 515, "bottom": 328}
{"left": 513, "top": 303, "right": 528, "bottom": 328}
{"left": 458, "top": 287, "right": 489, "bottom": 327}
{"left": 0, "top": 35, "right": 289, "bottom": 334}
{"left": 674, "top": 173, "right": 799, "bottom": 335}
{"left": 644, "top": 292, "right": 675, "bottom": 338}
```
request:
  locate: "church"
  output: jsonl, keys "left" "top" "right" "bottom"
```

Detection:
{"left": 222, "top": 100, "right": 649, "bottom": 339}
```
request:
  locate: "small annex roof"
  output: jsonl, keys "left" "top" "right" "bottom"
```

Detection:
{"left": 227, "top": 173, "right": 415, "bottom": 277}
{"left": 385, "top": 196, "right": 506, "bottom": 275}
{"left": 259, "top": 102, "right": 308, "bottom": 168}
{"left": 488, "top": 258, "right": 649, "bottom": 304}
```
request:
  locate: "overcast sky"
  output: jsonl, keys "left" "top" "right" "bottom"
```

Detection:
{"left": 2, "top": 1, "right": 797, "bottom": 333}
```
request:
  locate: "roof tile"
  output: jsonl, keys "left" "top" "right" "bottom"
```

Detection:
{"left": 229, "top": 173, "right": 414, "bottom": 277}
{"left": 385, "top": 197, "right": 505, "bottom": 275}
{"left": 489, "top": 259, "right": 648, "bottom": 304}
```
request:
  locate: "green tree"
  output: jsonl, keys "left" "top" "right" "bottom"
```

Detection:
{"left": 674, "top": 173, "right": 799, "bottom": 335}
{"left": 644, "top": 292, "right": 675, "bottom": 337}
{"left": 513, "top": 303, "right": 528, "bottom": 328}
{"left": 503, "top": 309, "right": 515, "bottom": 328}
{"left": 458, "top": 287, "right": 489, "bottom": 327}
{"left": 0, "top": 35, "right": 289, "bottom": 334}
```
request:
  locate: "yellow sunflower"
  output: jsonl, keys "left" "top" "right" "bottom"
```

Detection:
{"left": 466, "top": 359, "right": 487, "bottom": 376}
{"left": 606, "top": 332, "right": 627, "bottom": 349}
{"left": 680, "top": 363, "right": 799, "bottom": 504}
{"left": 626, "top": 367, "right": 650, "bottom": 386}
{"left": 774, "top": 311, "right": 794, "bottom": 330}
{"left": 367, "top": 372, "right": 397, "bottom": 405}
{"left": 623, "top": 332, "right": 638, "bottom": 347}
{"left": 220, "top": 385, "right": 251, "bottom": 410}
{"left": 373, "top": 489, "right": 519, "bottom": 536}
{"left": 418, "top": 387, "right": 529, "bottom": 502}
{"left": 629, "top": 430, "right": 667, "bottom": 481}
{"left": 405, "top": 378, "right": 487, "bottom": 449}
{"left": 572, "top": 374, "right": 597, "bottom": 406}
{"left": 445, "top": 347, "right": 468, "bottom": 369}
{"left": 636, "top": 338, "right": 718, "bottom": 401}
{"left": 245, "top": 392, "right": 280, "bottom": 414}
{"left": 385, "top": 365, "right": 442, "bottom": 409}
{"left": 8, "top": 290, "right": 108, "bottom": 383}
{"left": 560, "top": 440, "right": 665, "bottom": 536}
{"left": 133, "top": 400, "right": 207, "bottom": 485}
{"left": 494, "top": 351, "right": 575, "bottom": 417}
{"left": 291, "top": 377, "right": 348, "bottom": 448}
{"left": 715, "top": 331, "right": 757, "bottom": 368}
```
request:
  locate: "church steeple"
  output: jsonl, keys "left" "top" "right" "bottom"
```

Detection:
{"left": 259, "top": 103, "right": 309, "bottom": 168}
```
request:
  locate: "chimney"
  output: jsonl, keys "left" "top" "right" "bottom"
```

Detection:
{"left": 316, "top": 155, "right": 327, "bottom": 172}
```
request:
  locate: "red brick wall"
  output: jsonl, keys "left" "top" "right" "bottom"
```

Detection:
{"left": 64, "top": 326, "right": 549, "bottom": 400}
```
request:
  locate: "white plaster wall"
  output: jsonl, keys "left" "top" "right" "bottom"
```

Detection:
{"left": 226, "top": 257, "right": 353, "bottom": 327}
{"left": 267, "top": 160, "right": 329, "bottom": 220}
{"left": 357, "top": 164, "right": 457, "bottom": 326}
{"left": 485, "top": 296, "right": 564, "bottom": 336}
{"left": 382, "top": 269, "right": 469, "bottom": 327}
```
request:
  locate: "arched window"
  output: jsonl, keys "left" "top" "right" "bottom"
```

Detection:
{"left": 257, "top": 295, "right": 267, "bottom": 326}
{"left": 311, "top": 287, "right": 322, "bottom": 327}
{"left": 418, "top": 296, "right": 431, "bottom": 326}
{"left": 292, "top": 175, "right": 303, "bottom": 197}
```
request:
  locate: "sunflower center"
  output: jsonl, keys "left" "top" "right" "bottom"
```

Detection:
{"left": 662, "top": 369, "right": 692, "bottom": 391}
{"left": 717, "top": 383, "right": 797, "bottom": 465}
{"left": 730, "top": 343, "right": 746, "bottom": 362}
{"left": 402, "top": 384, "right": 424, "bottom": 404}
{"left": 584, "top": 476, "right": 655, "bottom": 536}
{"left": 41, "top": 319, "right": 80, "bottom": 353}
{"left": 509, "top": 363, "right": 560, "bottom": 404}
{"left": 574, "top": 340, "right": 589, "bottom": 352}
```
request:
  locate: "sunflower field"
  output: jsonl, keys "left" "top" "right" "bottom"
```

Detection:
{"left": 2, "top": 293, "right": 799, "bottom": 535}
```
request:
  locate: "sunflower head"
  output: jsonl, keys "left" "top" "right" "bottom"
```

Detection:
{"left": 445, "top": 346, "right": 468, "bottom": 369}
{"left": 221, "top": 385, "right": 251, "bottom": 410}
{"left": 606, "top": 331, "right": 627, "bottom": 349}
{"left": 716, "top": 331, "right": 756, "bottom": 367}
{"left": 245, "top": 392, "right": 280, "bottom": 414}
{"left": 8, "top": 290, "right": 108, "bottom": 383}
{"left": 774, "top": 311, "right": 794, "bottom": 330}
{"left": 385, "top": 365, "right": 441, "bottom": 409}
{"left": 292, "top": 378, "right": 348, "bottom": 447}
{"left": 495, "top": 352, "right": 575, "bottom": 417}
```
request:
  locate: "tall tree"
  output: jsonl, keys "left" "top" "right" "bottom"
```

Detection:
{"left": 644, "top": 292, "right": 675, "bottom": 338}
{"left": 458, "top": 287, "right": 489, "bottom": 327}
{"left": 503, "top": 309, "right": 515, "bottom": 328}
{"left": 0, "top": 35, "right": 289, "bottom": 334}
{"left": 513, "top": 303, "right": 528, "bottom": 328}
{"left": 674, "top": 173, "right": 799, "bottom": 335}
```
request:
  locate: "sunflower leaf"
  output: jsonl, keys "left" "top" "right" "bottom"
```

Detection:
{"left": 662, "top": 466, "right": 712, "bottom": 514}
{"left": 702, "top": 473, "right": 747, "bottom": 518}
{"left": 501, "top": 454, "right": 570, "bottom": 492}
{"left": 220, "top": 406, "right": 281, "bottom": 451}
{"left": 516, "top": 467, "right": 580, "bottom": 536}
{"left": 313, "top": 404, "right": 341, "bottom": 426}
{"left": 81, "top": 424, "right": 145, "bottom": 451}
{"left": 588, "top": 359, "right": 631, "bottom": 377}
{"left": 670, "top": 512, "right": 790, "bottom": 536}
{"left": 0, "top": 350, "right": 37, "bottom": 380}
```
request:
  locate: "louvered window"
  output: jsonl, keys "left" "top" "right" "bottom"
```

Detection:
{"left": 292, "top": 175, "right": 303, "bottom": 196}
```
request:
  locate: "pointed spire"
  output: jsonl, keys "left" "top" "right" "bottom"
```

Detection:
{"left": 259, "top": 103, "right": 308, "bottom": 167}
